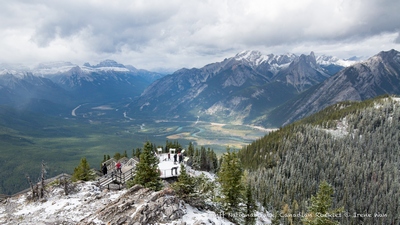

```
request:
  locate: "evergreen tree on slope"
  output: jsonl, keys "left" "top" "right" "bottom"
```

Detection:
{"left": 72, "top": 157, "right": 95, "bottom": 182}
{"left": 303, "top": 180, "right": 343, "bottom": 225}
{"left": 172, "top": 164, "right": 195, "bottom": 201}
{"left": 129, "top": 141, "right": 162, "bottom": 191}
{"left": 217, "top": 148, "right": 244, "bottom": 223}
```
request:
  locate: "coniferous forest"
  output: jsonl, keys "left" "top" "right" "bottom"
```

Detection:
{"left": 238, "top": 96, "right": 400, "bottom": 224}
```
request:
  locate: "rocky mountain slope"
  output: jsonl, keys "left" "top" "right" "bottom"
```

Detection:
{"left": 128, "top": 51, "right": 338, "bottom": 124}
{"left": 0, "top": 73, "right": 72, "bottom": 114}
{"left": 274, "top": 52, "right": 330, "bottom": 92}
{"left": 270, "top": 49, "right": 400, "bottom": 126}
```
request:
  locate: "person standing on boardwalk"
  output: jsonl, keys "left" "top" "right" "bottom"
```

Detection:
{"left": 116, "top": 161, "right": 122, "bottom": 173}
{"left": 178, "top": 153, "right": 183, "bottom": 163}
{"left": 102, "top": 163, "right": 108, "bottom": 175}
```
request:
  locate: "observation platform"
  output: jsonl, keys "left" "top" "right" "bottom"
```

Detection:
{"left": 157, "top": 153, "right": 183, "bottom": 178}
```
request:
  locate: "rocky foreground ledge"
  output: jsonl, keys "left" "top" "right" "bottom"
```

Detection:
{"left": 80, "top": 185, "right": 185, "bottom": 224}
{"left": 0, "top": 181, "right": 234, "bottom": 225}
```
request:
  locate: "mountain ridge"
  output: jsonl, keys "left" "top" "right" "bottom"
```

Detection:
{"left": 2, "top": 50, "right": 396, "bottom": 127}
{"left": 128, "top": 50, "right": 353, "bottom": 124}
{"left": 271, "top": 49, "right": 400, "bottom": 126}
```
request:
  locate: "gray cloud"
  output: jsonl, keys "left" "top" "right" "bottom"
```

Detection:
{"left": 396, "top": 32, "right": 400, "bottom": 44}
{"left": 0, "top": 0, "right": 399, "bottom": 71}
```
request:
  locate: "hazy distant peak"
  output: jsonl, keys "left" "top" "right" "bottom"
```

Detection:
{"left": 0, "top": 63, "right": 30, "bottom": 71}
{"left": 316, "top": 54, "right": 359, "bottom": 67}
{"left": 32, "top": 61, "right": 78, "bottom": 75}
{"left": 91, "top": 59, "right": 126, "bottom": 68}
{"left": 35, "top": 61, "right": 77, "bottom": 70}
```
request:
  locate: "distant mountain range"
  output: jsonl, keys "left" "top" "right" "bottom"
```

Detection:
{"left": 127, "top": 50, "right": 361, "bottom": 124}
{"left": 0, "top": 60, "right": 164, "bottom": 115}
{"left": 270, "top": 49, "right": 400, "bottom": 126}
{"left": 1, "top": 50, "right": 399, "bottom": 127}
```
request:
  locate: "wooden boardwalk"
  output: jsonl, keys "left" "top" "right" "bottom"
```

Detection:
{"left": 98, "top": 166, "right": 135, "bottom": 190}
{"left": 98, "top": 157, "right": 139, "bottom": 189}
{"left": 98, "top": 154, "right": 184, "bottom": 189}
{"left": 1, "top": 156, "right": 183, "bottom": 197}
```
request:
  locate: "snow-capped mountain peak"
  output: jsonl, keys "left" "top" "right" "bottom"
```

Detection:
{"left": 234, "top": 50, "right": 268, "bottom": 66}
{"left": 235, "top": 50, "right": 361, "bottom": 70}
{"left": 235, "top": 50, "right": 262, "bottom": 60}
{"left": 234, "top": 50, "right": 302, "bottom": 69}
{"left": 316, "top": 54, "right": 359, "bottom": 67}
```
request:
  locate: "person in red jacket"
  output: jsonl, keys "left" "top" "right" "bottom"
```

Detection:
{"left": 116, "top": 161, "right": 122, "bottom": 173}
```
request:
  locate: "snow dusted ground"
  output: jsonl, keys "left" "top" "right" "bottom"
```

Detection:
{"left": 320, "top": 97, "right": 400, "bottom": 138}
{"left": 0, "top": 181, "right": 122, "bottom": 224}
{"left": 320, "top": 117, "right": 349, "bottom": 138}
{"left": 0, "top": 181, "right": 234, "bottom": 225}
{"left": 0, "top": 178, "right": 271, "bottom": 224}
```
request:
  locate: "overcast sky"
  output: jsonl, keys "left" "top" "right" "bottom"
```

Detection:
{"left": 1, "top": 0, "right": 399, "bottom": 72}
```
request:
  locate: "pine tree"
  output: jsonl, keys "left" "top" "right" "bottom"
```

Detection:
{"left": 244, "top": 183, "right": 257, "bottom": 225}
{"left": 72, "top": 157, "right": 95, "bottom": 182}
{"left": 113, "top": 152, "right": 121, "bottom": 160}
{"left": 200, "top": 146, "right": 208, "bottom": 171}
{"left": 135, "top": 148, "right": 141, "bottom": 159}
{"left": 217, "top": 148, "right": 244, "bottom": 222}
{"left": 187, "top": 142, "right": 194, "bottom": 158}
{"left": 271, "top": 211, "right": 282, "bottom": 225}
{"left": 171, "top": 164, "right": 195, "bottom": 201}
{"left": 129, "top": 141, "right": 162, "bottom": 191}
{"left": 193, "top": 148, "right": 200, "bottom": 169}
{"left": 303, "top": 180, "right": 343, "bottom": 225}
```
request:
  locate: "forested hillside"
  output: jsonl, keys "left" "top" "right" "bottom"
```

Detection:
{"left": 238, "top": 95, "right": 399, "bottom": 224}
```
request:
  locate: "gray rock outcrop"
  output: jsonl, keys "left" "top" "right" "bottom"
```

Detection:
{"left": 79, "top": 185, "right": 185, "bottom": 225}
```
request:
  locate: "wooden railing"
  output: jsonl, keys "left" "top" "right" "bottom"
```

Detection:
{"left": 98, "top": 167, "right": 135, "bottom": 190}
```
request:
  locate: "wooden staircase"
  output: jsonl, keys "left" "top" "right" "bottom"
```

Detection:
{"left": 98, "top": 157, "right": 138, "bottom": 190}
{"left": 98, "top": 168, "right": 135, "bottom": 190}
